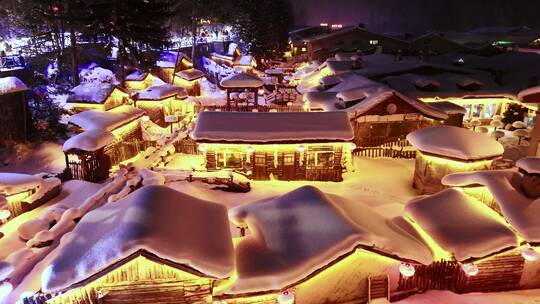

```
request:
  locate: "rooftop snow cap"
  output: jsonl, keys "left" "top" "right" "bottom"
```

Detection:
{"left": 220, "top": 73, "right": 263, "bottom": 89}
{"left": 67, "top": 83, "right": 118, "bottom": 104}
{"left": 41, "top": 185, "right": 234, "bottom": 292}
{"left": 517, "top": 157, "right": 540, "bottom": 175}
{"left": 0, "top": 76, "right": 28, "bottom": 95}
{"left": 136, "top": 83, "right": 188, "bottom": 100}
{"left": 192, "top": 111, "right": 354, "bottom": 143}
{"left": 407, "top": 125, "right": 504, "bottom": 161}
{"left": 63, "top": 129, "right": 116, "bottom": 152}
{"left": 175, "top": 68, "right": 205, "bottom": 81}
{"left": 68, "top": 105, "right": 145, "bottom": 131}
{"left": 405, "top": 188, "right": 518, "bottom": 262}
{"left": 224, "top": 185, "right": 432, "bottom": 294}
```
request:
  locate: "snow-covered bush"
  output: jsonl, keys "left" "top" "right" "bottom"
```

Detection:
{"left": 469, "top": 118, "right": 482, "bottom": 130}
{"left": 18, "top": 219, "right": 50, "bottom": 241}
{"left": 490, "top": 119, "right": 505, "bottom": 130}
{"left": 492, "top": 130, "right": 505, "bottom": 141}
{"left": 79, "top": 66, "right": 117, "bottom": 84}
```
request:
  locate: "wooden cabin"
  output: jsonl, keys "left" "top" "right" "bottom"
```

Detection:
{"left": 220, "top": 73, "right": 264, "bottom": 107}
{"left": 66, "top": 83, "right": 130, "bottom": 113}
{"left": 407, "top": 125, "right": 504, "bottom": 194}
{"left": 191, "top": 112, "right": 354, "bottom": 182}
{"left": 407, "top": 33, "right": 473, "bottom": 55}
{"left": 173, "top": 68, "right": 205, "bottom": 96}
{"left": 133, "top": 84, "right": 191, "bottom": 126}
{"left": 518, "top": 86, "right": 540, "bottom": 156}
{"left": 43, "top": 186, "right": 234, "bottom": 304}
{"left": 428, "top": 101, "right": 467, "bottom": 127}
{"left": 153, "top": 51, "right": 193, "bottom": 83}
{"left": 0, "top": 173, "right": 61, "bottom": 223}
{"left": 65, "top": 106, "right": 147, "bottom": 182}
{"left": 0, "top": 76, "right": 31, "bottom": 144}
{"left": 124, "top": 71, "right": 163, "bottom": 92}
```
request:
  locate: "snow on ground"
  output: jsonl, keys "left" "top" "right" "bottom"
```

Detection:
{"left": 167, "top": 157, "right": 417, "bottom": 219}
{"left": 0, "top": 142, "right": 65, "bottom": 174}
{"left": 396, "top": 289, "right": 540, "bottom": 304}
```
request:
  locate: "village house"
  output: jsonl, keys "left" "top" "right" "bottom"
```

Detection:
{"left": 42, "top": 185, "right": 234, "bottom": 304}
{"left": 173, "top": 68, "right": 205, "bottom": 96}
{"left": 124, "top": 71, "right": 164, "bottom": 92}
{"left": 132, "top": 83, "right": 191, "bottom": 126}
{"left": 191, "top": 111, "right": 354, "bottom": 182}
{"left": 153, "top": 51, "right": 194, "bottom": 84}
{"left": 66, "top": 82, "right": 130, "bottom": 113}
{"left": 0, "top": 76, "right": 31, "bottom": 144}
{"left": 407, "top": 125, "right": 505, "bottom": 194}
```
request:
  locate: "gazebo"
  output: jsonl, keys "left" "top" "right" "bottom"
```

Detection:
{"left": 407, "top": 125, "right": 504, "bottom": 194}
{"left": 219, "top": 72, "right": 263, "bottom": 107}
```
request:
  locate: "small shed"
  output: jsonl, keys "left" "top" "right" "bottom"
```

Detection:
{"left": 220, "top": 73, "right": 264, "bottom": 107}
{"left": 192, "top": 111, "right": 354, "bottom": 181}
{"left": 0, "top": 76, "right": 31, "bottom": 144}
{"left": 44, "top": 185, "right": 234, "bottom": 304}
{"left": 428, "top": 101, "right": 467, "bottom": 127}
{"left": 133, "top": 84, "right": 190, "bottom": 126}
{"left": 66, "top": 83, "right": 129, "bottom": 112}
{"left": 407, "top": 125, "right": 504, "bottom": 194}
{"left": 173, "top": 68, "right": 205, "bottom": 96}
{"left": 124, "top": 71, "right": 164, "bottom": 92}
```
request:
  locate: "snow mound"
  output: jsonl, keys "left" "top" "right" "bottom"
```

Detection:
{"left": 516, "top": 157, "right": 540, "bottom": 174}
{"left": 337, "top": 87, "right": 367, "bottom": 102}
{"left": 226, "top": 186, "right": 432, "bottom": 294}
{"left": 0, "top": 261, "right": 14, "bottom": 281}
{"left": 63, "top": 129, "right": 115, "bottom": 152}
{"left": 0, "top": 76, "right": 27, "bottom": 95}
{"left": 126, "top": 71, "right": 148, "bottom": 81}
{"left": 192, "top": 111, "right": 354, "bottom": 143}
{"left": 18, "top": 219, "right": 50, "bottom": 241}
{"left": 67, "top": 83, "right": 117, "bottom": 104}
{"left": 136, "top": 83, "right": 187, "bottom": 100}
{"left": 176, "top": 68, "right": 205, "bottom": 81}
{"left": 442, "top": 170, "right": 540, "bottom": 243}
{"left": 79, "top": 67, "right": 116, "bottom": 84}
{"left": 68, "top": 105, "right": 144, "bottom": 131}
{"left": 220, "top": 73, "right": 263, "bottom": 88}
{"left": 407, "top": 125, "right": 504, "bottom": 161}
{"left": 41, "top": 185, "right": 234, "bottom": 292}
{"left": 405, "top": 189, "right": 518, "bottom": 261}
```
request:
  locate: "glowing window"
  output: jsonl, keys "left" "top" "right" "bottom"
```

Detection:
{"left": 308, "top": 151, "right": 334, "bottom": 168}
{"left": 370, "top": 40, "right": 379, "bottom": 45}
{"left": 217, "top": 151, "right": 243, "bottom": 168}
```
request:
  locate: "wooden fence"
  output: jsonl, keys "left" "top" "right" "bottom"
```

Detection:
{"left": 174, "top": 139, "right": 199, "bottom": 155}
{"left": 195, "top": 103, "right": 304, "bottom": 113}
{"left": 353, "top": 137, "right": 416, "bottom": 159}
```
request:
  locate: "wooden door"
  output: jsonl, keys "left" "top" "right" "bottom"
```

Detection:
{"left": 282, "top": 153, "right": 296, "bottom": 180}
{"left": 252, "top": 154, "right": 267, "bottom": 180}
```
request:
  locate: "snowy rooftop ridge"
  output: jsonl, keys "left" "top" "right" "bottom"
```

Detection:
{"left": 41, "top": 185, "right": 234, "bottom": 292}
{"left": 0, "top": 76, "right": 28, "bottom": 95}
{"left": 407, "top": 125, "right": 504, "bottom": 161}
{"left": 405, "top": 189, "right": 518, "bottom": 262}
{"left": 175, "top": 68, "right": 205, "bottom": 81}
{"left": 192, "top": 111, "right": 354, "bottom": 143}
{"left": 63, "top": 129, "right": 115, "bottom": 152}
{"left": 0, "top": 173, "right": 42, "bottom": 196}
{"left": 518, "top": 85, "right": 540, "bottom": 103}
{"left": 220, "top": 73, "right": 263, "bottom": 88}
{"left": 68, "top": 105, "right": 144, "bottom": 132}
{"left": 125, "top": 71, "right": 149, "bottom": 81}
{"left": 67, "top": 83, "right": 122, "bottom": 104}
{"left": 517, "top": 157, "right": 540, "bottom": 174}
{"left": 225, "top": 185, "right": 432, "bottom": 294}
{"left": 136, "top": 84, "right": 188, "bottom": 100}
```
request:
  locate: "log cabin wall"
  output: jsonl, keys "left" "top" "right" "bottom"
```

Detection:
{"left": 203, "top": 143, "right": 346, "bottom": 182}
{"left": 47, "top": 255, "right": 214, "bottom": 304}
{"left": 0, "top": 90, "right": 31, "bottom": 144}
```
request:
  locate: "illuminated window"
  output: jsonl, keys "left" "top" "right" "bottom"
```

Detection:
{"left": 301, "top": 47, "right": 306, "bottom": 52}
{"left": 370, "top": 40, "right": 379, "bottom": 45}
{"left": 308, "top": 151, "right": 334, "bottom": 168}
{"left": 217, "top": 151, "right": 243, "bottom": 168}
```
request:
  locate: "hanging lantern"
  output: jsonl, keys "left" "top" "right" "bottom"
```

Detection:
{"left": 461, "top": 263, "right": 479, "bottom": 276}
{"left": 297, "top": 145, "right": 306, "bottom": 153}
{"left": 277, "top": 290, "right": 294, "bottom": 304}
{"left": 198, "top": 144, "right": 206, "bottom": 152}
{"left": 0, "top": 282, "right": 12, "bottom": 301}
{"left": 521, "top": 247, "right": 540, "bottom": 261}
{"left": 141, "top": 116, "right": 150, "bottom": 122}
{"left": 399, "top": 263, "right": 415, "bottom": 277}
{"left": 350, "top": 143, "right": 357, "bottom": 150}
{"left": 246, "top": 145, "right": 254, "bottom": 154}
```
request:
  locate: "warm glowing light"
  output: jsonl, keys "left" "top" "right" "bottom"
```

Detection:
{"left": 403, "top": 217, "right": 453, "bottom": 261}
{"left": 349, "top": 143, "right": 356, "bottom": 150}
{"left": 399, "top": 263, "right": 415, "bottom": 277}
{"left": 277, "top": 290, "right": 295, "bottom": 304}
{"left": 461, "top": 263, "right": 479, "bottom": 276}
{"left": 320, "top": 23, "right": 328, "bottom": 27}
{"left": 0, "top": 209, "right": 11, "bottom": 221}
{"left": 521, "top": 247, "right": 540, "bottom": 261}
{"left": 246, "top": 145, "right": 254, "bottom": 154}
{"left": 198, "top": 144, "right": 206, "bottom": 152}
{"left": 297, "top": 145, "right": 306, "bottom": 153}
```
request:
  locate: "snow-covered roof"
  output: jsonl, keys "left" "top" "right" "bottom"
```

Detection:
{"left": 407, "top": 125, "right": 504, "bottom": 161}
{"left": 325, "top": 60, "right": 353, "bottom": 74}
{"left": 225, "top": 186, "right": 432, "bottom": 294}
{"left": 442, "top": 170, "right": 540, "bottom": 243}
{"left": 337, "top": 87, "right": 368, "bottom": 102}
{"left": 291, "top": 62, "right": 320, "bottom": 80}
{"left": 518, "top": 85, "right": 540, "bottom": 103}
{"left": 67, "top": 83, "right": 123, "bottom": 104}
{"left": 41, "top": 185, "right": 234, "bottom": 292}
{"left": 406, "top": 189, "right": 518, "bottom": 262}
{"left": 265, "top": 68, "right": 284, "bottom": 75}
{"left": 428, "top": 101, "right": 467, "bottom": 115}
{"left": 0, "top": 173, "right": 42, "bottom": 196}
{"left": 136, "top": 84, "right": 188, "bottom": 100}
{"left": 125, "top": 71, "right": 149, "bottom": 81}
{"left": 192, "top": 111, "right": 354, "bottom": 143}
{"left": 516, "top": 157, "right": 540, "bottom": 174}
{"left": 220, "top": 73, "right": 263, "bottom": 88}
{"left": 175, "top": 68, "right": 205, "bottom": 81}
{"left": 0, "top": 76, "right": 28, "bottom": 95}
{"left": 68, "top": 105, "right": 144, "bottom": 131}
{"left": 234, "top": 55, "right": 255, "bottom": 67}
{"left": 63, "top": 129, "right": 116, "bottom": 152}
{"left": 156, "top": 51, "right": 191, "bottom": 68}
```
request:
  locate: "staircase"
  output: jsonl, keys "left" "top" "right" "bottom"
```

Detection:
{"left": 368, "top": 275, "right": 390, "bottom": 303}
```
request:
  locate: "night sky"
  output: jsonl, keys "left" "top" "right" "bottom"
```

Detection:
{"left": 291, "top": 0, "right": 540, "bottom": 33}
